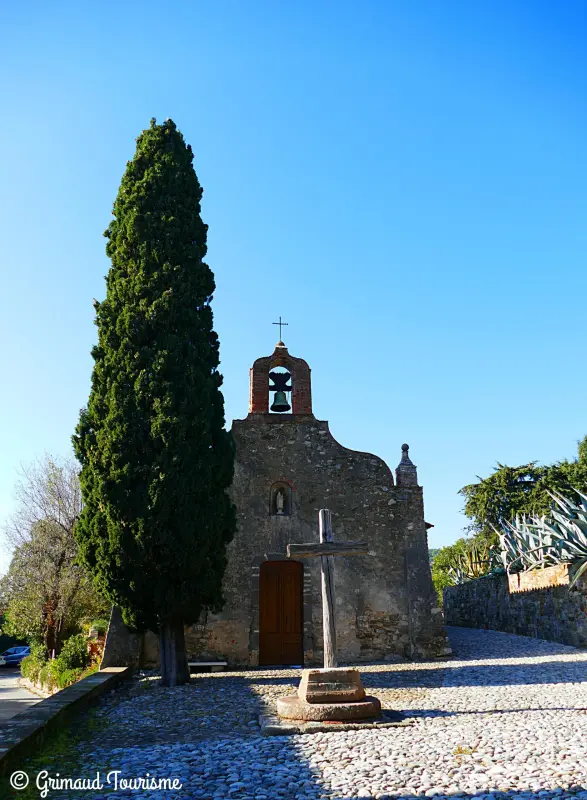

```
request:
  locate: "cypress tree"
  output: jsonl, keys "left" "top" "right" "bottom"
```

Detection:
{"left": 73, "top": 119, "right": 236, "bottom": 686}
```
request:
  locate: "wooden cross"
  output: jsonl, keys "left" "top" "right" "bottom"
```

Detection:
{"left": 287, "top": 509, "right": 368, "bottom": 669}
{"left": 272, "top": 316, "right": 288, "bottom": 340}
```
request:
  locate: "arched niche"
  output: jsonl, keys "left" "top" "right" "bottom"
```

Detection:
{"left": 270, "top": 482, "right": 292, "bottom": 516}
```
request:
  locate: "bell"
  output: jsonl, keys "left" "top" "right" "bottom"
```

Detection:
{"left": 270, "top": 390, "right": 291, "bottom": 413}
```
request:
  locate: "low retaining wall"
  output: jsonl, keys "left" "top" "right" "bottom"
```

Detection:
{"left": 18, "top": 677, "right": 54, "bottom": 698}
{"left": 443, "top": 563, "right": 587, "bottom": 648}
{"left": 0, "top": 667, "right": 130, "bottom": 779}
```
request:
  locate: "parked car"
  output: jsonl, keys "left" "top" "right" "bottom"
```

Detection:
{"left": 0, "top": 646, "right": 30, "bottom": 667}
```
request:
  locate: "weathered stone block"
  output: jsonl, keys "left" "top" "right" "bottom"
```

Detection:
{"left": 297, "top": 667, "right": 366, "bottom": 703}
{"left": 276, "top": 694, "right": 381, "bottom": 721}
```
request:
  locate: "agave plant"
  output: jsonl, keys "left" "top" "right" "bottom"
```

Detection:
{"left": 496, "top": 514, "right": 558, "bottom": 574}
{"left": 544, "top": 490, "right": 587, "bottom": 587}
{"left": 447, "top": 565, "right": 468, "bottom": 585}
{"left": 447, "top": 540, "right": 497, "bottom": 583}
{"left": 497, "top": 489, "right": 587, "bottom": 588}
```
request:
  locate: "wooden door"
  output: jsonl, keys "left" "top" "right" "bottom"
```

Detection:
{"left": 259, "top": 560, "right": 303, "bottom": 666}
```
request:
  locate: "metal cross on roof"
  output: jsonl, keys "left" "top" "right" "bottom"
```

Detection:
{"left": 272, "top": 316, "right": 288, "bottom": 341}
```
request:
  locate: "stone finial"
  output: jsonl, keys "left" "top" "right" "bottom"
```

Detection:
{"left": 395, "top": 443, "right": 418, "bottom": 486}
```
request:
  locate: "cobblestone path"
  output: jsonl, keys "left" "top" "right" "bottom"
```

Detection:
{"left": 22, "top": 627, "right": 587, "bottom": 799}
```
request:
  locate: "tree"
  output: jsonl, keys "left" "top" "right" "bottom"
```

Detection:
{"left": 459, "top": 463, "right": 549, "bottom": 532}
{"left": 73, "top": 118, "right": 236, "bottom": 686}
{"left": 431, "top": 436, "right": 587, "bottom": 603}
{"left": 430, "top": 436, "right": 587, "bottom": 604}
{"left": 459, "top": 435, "right": 587, "bottom": 532}
{"left": 1, "top": 456, "right": 108, "bottom": 654}
{"left": 430, "top": 537, "right": 468, "bottom": 604}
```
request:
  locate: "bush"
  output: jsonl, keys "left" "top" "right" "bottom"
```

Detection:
{"left": 20, "top": 642, "right": 47, "bottom": 683}
{"left": 57, "top": 634, "right": 90, "bottom": 671}
{"left": 21, "top": 655, "right": 41, "bottom": 682}
{"left": 57, "top": 668, "right": 82, "bottom": 689}
{"left": 56, "top": 661, "right": 99, "bottom": 690}
{"left": 36, "top": 664, "right": 48, "bottom": 686}
{"left": 89, "top": 618, "right": 109, "bottom": 636}
{"left": 38, "top": 662, "right": 61, "bottom": 692}
{"left": 80, "top": 663, "right": 99, "bottom": 679}
{"left": 22, "top": 635, "right": 96, "bottom": 692}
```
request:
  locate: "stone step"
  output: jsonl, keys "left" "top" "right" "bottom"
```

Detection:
{"left": 298, "top": 667, "right": 366, "bottom": 704}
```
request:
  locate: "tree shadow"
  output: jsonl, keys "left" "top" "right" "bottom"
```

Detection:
{"left": 360, "top": 659, "right": 587, "bottom": 690}
{"left": 446, "top": 625, "right": 586, "bottom": 659}
{"left": 10, "top": 667, "right": 587, "bottom": 800}
{"left": 11, "top": 621, "right": 587, "bottom": 799}
{"left": 229, "top": 656, "right": 587, "bottom": 692}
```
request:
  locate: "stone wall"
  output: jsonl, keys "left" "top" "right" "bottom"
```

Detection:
{"left": 444, "top": 564, "right": 587, "bottom": 648}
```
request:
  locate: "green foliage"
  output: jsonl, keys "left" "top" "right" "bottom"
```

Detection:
{"left": 54, "top": 662, "right": 98, "bottom": 690}
{"left": 549, "top": 490, "right": 587, "bottom": 587}
{"left": 56, "top": 668, "right": 80, "bottom": 689}
{"left": 18, "top": 705, "right": 108, "bottom": 800}
{"left": 20, "top": 642, "right": 47, "bottom": 683}
{"left": 460, "top": 436, "right": 587, "bottom": 532}
{"left": 73, "top": 118, "right": 236, "bottom": 633}
{"left": 81, "top": 663, "right": 99, "bottom": 679}
{"left": 30, "top": 641, "right": 47, "bottom": 660}
{"left": 21, "top": 634, "right": 96, "bottom": 691}
{"left": 448, "top": 538, "right": 500, "bottom": 583}
{"left": 498, "top": 489, "right": 587, "bottom": 588}
{"left": 431, "top": 528, "right": 501, "bottom": 604}
{"left": 0, "top": 629, "right": 26, "bottom": 653}
{"left": 431, "top": 538, "right": 468, "bottom": 604}
{"left": 428, "top": 548, "right": 440, "bottom": 566}
{"left": 37, "top": 661, "right": 61, "bottom": 692}
{"left": 1, "top": 456, "right": 109, "bottom": 653}
{"left": 435, "top": 436, "right": 587, "bottom": 602}
{"left": 20, "top": 656, "right": 39, "bottom": 683}
{"left": 88, "top": 618, "right": 109, "bottom": 635}
{"left": 57, "top": 634, "right": 90, "bottom": 671}
{"left": 35, "top": 663, "right": 49, "bottom": 686}
{"left": 460, "top": 462, "right": 549, "bottom": 529}
{"left": 1, "top": 521, "right": 108, "bottom": 652}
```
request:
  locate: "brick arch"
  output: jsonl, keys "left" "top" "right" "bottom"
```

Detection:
{"left": 249, "top": 344, "right": 312, "bottom": 415}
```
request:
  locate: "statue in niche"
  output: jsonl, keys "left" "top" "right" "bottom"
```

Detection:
{"left": 270, "top": 483, "right": 292, "bottom": 516}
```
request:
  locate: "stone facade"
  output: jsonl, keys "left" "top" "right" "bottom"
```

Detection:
{"left": 443, "top": 564, "right": 587, "bottom": 648}
{"left": 181, "top": 342, "right": 449, "bottom": 666}
{"left": 103, "top": 341, "right": 450, "bottom": 668}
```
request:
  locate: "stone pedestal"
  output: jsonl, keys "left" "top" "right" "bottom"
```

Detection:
{"left": 298, "top": 667, "right": 366, "bottom": 703}
{"left": 276, "top": 667, "right": 381, "bottom": 722}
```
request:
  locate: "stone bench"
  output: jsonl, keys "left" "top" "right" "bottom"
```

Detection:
{"left": 188, "top": 661, "right": 227, "bottom": 673}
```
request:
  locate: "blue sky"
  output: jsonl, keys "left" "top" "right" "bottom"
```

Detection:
{"left": 0, "top": 1, "right": 585, "bottom": 574}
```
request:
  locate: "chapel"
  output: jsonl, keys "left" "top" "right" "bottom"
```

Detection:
{"left": 180, "top": 339, "right": 450, "bottom": 666}
{"left": 102, "top": 338, "right": 450, "bottom": 668}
